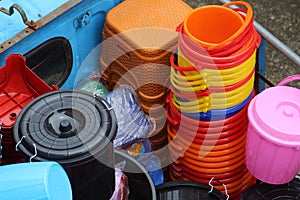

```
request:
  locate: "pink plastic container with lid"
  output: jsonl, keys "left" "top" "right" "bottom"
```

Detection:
{"left": 246, "top": 74, "right": 300, "bottom": 184}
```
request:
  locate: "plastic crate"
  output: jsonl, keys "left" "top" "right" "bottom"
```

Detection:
{"left": 0, "top": 54, "right": 58, "bottom": 164}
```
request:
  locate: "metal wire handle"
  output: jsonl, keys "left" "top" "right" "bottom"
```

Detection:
{"left": 15, "top": 136, "right": 37, "bottom": 162}
{"left": 208, "top": 177, "right": 229, "bottom": 200}
{"left": 0, "top": 4, "right": 36, "bottom": 28}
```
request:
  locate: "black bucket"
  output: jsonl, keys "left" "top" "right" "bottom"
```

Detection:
{"left": 114, "top": 150, "right": 156, "bottom": 200}
{"left": 240, "top": 178, "right": 300, "bottom": 200}
{"left": 156, "top": 180, "right": 227, "bottom": 200}
{"left": 13, "top": 90, "right": 117, "bottom": 200}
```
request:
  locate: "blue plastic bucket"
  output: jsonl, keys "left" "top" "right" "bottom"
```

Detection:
{"left": 0, "top": 162, "right": 72, "bottom": 200}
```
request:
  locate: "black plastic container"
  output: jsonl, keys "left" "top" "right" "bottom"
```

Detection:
{"left": 156, "top": 180, "right": 226, "bottom": 200}
{"left": 13, "top": 90, "right": 117, "bottom": 200}
{"left": 240, "top": 178, "right": 300, "bottom": 200}
{"left": 114, "top": 150, "right": 156, "bottom": 200}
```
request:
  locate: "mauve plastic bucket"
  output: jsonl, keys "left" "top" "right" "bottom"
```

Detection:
{"left": 246, "top": 75, "right": 300, "bottom": 184}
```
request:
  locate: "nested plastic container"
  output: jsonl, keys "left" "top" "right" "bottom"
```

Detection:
{"left": 13, "top": 90, "right": 117, "bottom": 200}
{"left": 181, "top": 1, "right": 254, "bottom": 51}
{"left": 0, "top": 54, "right": 58, "bottom": 164}
{"left": 0, "top": 162, "right": 72, "bottom": 200}
{"left": 101, "top": 0, "right": 192, "bottom": 98}
{"left": 246, "top": 75, "right": 300, "bottom": 184}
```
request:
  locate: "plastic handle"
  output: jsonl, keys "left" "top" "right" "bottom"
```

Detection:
{"left": 277, "top": 74, "right": 300, "bottom": 86}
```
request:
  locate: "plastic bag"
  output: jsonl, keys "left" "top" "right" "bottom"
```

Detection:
{"left": 110, "top": 161, "right": 129, "bottom": 200}
{"left": 75, "top": 76, "right": 109, "bottom": 96}
{"left": 102, "top": 85, "right": 155, "bottom": 148}
{"left": 125, "top": 139, "right": 152, "bottom": 157}
{"left": 137, "top": 153, "right": 164, "bottom": 186}
{"left": 122, "top": 139, "right": 164, "bottom": 186}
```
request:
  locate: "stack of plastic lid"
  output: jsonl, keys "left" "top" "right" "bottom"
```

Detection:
{"left": 100, "top": 0, "right": 192, "bottom": 152}
{"left": 0, "top": 54, "right": 58, "bottom": 165}
{"left": 166, "top": 1, "right": 260, "bottom": 199}
{"left": 13, "top": 90, "right": 117, "bottom": 200}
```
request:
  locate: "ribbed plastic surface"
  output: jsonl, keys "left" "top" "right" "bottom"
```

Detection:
{"left": 104, "top": 0, "right": 192, "bottom": 55}
{"left": 101, "top": 0, "right": 192, "bottom": 153}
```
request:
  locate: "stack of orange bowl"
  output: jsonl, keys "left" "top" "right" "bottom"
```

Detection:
{"left": 100, "top": 0, "right": 192, "bottom": 153}
{"left": 167, "top": 1, "right": 261, "bottom": 199}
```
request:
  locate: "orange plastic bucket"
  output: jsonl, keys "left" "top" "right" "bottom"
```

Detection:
{"left": 182, "top": 149, "right": 245, "bottom": 168}
{"left": 173, "top": 163, "right": 246, "bottom": 180}
{"left": 168, "top": 138, "right": 246, "bottom": 161}
{"left": 166, "top": 108, "right": 247, "bottom": 134}
{"left": 183, "top": 1, "right": 253, "bottom": 50}
{"left": 168, "top": 128, "right": 246, "bottom": 151}
{"left": 179, "top": 169, "right": 252, "bottom": 191}
{"left": 168, "top": 132, "right": 246, "bottom": 158}
{"left": 183, "top": 6, "right": 243, "bottom": 48}
{"left": 180, "top": 157, "right": 245, "bottom": 174}
{"left": 182, "top": 167, "right": 248, "bottom": 185}
{"left": 167, "top": 122, "right": 247, "bottom": 145}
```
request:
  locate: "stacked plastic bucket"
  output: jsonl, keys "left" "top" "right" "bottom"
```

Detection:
{"left": 167, "top": 1, "right": 261, "bottom": 199}
{"left": 100, "top": 0, "right": 192, "bottom": 152}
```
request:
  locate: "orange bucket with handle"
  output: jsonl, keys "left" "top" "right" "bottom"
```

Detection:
{"left": 183, "top": 1, "right": 253, "bottom": 50}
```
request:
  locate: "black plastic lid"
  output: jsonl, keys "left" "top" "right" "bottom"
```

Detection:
{"left": 13, "top": 90, "right": 117, "bottom": 165}
{"left": 240, "top": 178, "right": 300, "bottom": 200}
{"left": 156, "top": 180, "right": 226, "bottom": 200}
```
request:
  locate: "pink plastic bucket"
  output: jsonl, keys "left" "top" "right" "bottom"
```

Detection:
{"left": 246, "top": 74, "right": 300, "bottom": 184}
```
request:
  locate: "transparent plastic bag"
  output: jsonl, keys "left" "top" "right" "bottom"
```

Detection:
{"left": 103, "top": 85, "right": 155, "bottom": 148}
{"left": 110, "top": 161, "right": 129, "bottom": 200}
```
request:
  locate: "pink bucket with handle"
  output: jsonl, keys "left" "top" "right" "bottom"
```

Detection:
{"left": 246, "top": 74, "right": 300, "bottom": 184}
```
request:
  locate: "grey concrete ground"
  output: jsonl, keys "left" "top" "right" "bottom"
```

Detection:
{"left": 183, "top": 0, "right": 300, "bottom": 87}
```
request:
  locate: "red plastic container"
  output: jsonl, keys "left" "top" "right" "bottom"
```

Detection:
{"left": 0, "top": 54, "right": 58, "bottom": 164}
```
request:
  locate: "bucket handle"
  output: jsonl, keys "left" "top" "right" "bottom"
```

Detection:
{"left": 208, "top": 177, "right": 229, "bottom": 200}
{"left": 277, "top": 74, "right": 300, "bottom": 86}
{"left": 16, "top": 136, "right": 37, "bottom": 162}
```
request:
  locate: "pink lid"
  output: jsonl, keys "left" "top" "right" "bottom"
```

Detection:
{"left": 249, "top": 86, "right": 300, "bottom": 146}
